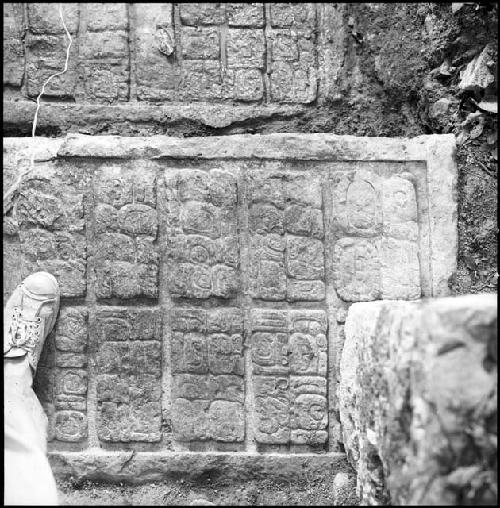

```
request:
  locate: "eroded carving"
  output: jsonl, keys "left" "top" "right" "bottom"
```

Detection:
{"left": 93, "top": 165, "right": 158, "bottom": 299}
{"left": 170, "top": 307, "right": 245, "bottom": 442}
{"left": 95, "top": 307, "right": 162, "bottom": 442}
{"left": 249, "top": 173, "right": 325, "bottom": 302}
{"left": 250, "top": 309, "right": 328, "bottom": 445}
{"left": 162, "top": 170, "right": 239, "bottom": 299}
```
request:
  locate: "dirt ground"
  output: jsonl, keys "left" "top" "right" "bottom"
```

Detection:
{"left": 57, "top": 474, "right": 342, "bottom": 506}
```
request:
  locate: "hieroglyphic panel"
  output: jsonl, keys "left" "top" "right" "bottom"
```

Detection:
{"left": 331, "top": 168, "right": 421, "bottom": 301}
{"left": 249, "top": 172, "right": 325, "bottom": 302}
{"left": 93, "top": 164, "right": 158, "bottom": 299}
{"left": 162, "top": 169, "right": 239, "bottom": 299}
{"left": 251, "top": 309, "right": 328, "bottom": 446}
{"left": 170, "top": 308, "right": 245, "bottom": 442}
{"left": 96, "top": 307, "right": 162, "bottom": 442}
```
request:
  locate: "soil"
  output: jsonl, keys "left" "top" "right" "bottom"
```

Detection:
{"left": 57, "top": 474, "right": 343, "bottom": 506}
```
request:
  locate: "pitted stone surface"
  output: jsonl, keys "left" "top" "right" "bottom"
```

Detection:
{"left": 339, "top": 294, "right": 497, "bottom": 505}
{"left": 3, "top": 133, "right": 456, "bottom": 475}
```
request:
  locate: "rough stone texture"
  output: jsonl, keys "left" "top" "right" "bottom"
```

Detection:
{"left": 339, "top": 294, "right": 497, "bottom": 505}
{"left": 3, "top": 134, "right": 457, "bottom": 480}
{"left": 49, "top": 451, "right": 349, "bottom": 485}
{"left": 332, "top": 471, "right": 360, "bottom": 506}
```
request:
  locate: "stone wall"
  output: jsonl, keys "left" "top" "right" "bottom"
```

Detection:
{"left": 3, "top": 133, "right": 457, "bottom": 477}
{"left": 339, "top": 294, "right": 497, "bottom": 505}
{"left": 4, "top": 3, "right": 340, "bottom": 105}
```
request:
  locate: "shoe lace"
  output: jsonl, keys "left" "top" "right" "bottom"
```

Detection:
{"left": 7, "top": 307, "right": 43, "bottom": 352}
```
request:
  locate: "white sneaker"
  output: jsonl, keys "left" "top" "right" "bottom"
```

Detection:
{"left": 4, "top": 272, "right": 60, "bottom": 372}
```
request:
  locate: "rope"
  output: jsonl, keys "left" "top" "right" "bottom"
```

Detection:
{"left": 3, "top": 3, "right": 72, "bottom": 216}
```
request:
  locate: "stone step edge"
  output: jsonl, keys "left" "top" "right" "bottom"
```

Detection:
{"left": 49, "top": 451, "right": 349, "bottom": 484}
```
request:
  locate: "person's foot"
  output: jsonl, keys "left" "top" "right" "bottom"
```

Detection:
{"left": 4, "top": 272, "right": 60, "bottom": 372}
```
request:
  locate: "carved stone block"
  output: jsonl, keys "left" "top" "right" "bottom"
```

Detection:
{"left": 382, "top": 175, "right": 419, "bottom": 241}
{"left": 27, "top": 3, "right": 79, "bottom": 34}
{"left": 179, "top": 3, "right": 225, "bottom": 26}
{"left": 26, "top": 32, "right": 78, "bottom": 98}
{"left": 227, "top": 68, "right": 265, "bottom": 101}
{"left": 170, "top": 307, "right": 245, "bottom": 442}
{"left": 38, "top": 306, "right": 89, "bottom": 443}
{"left": 134, "top": 3, "right": 176, "bottom": 101}
{"left": 269, "top": 29, "right": 317, "bottom": 103}
{"left": 249, "top": 173, "right": 325, "bottom": 301}
{"left": 290, "top": 376, "right": 328, "bottom": 445}
{"left": 226, "top": 3, "right": 264, "bottom": 27}
{"left": 251, "top": 309, "right": 328, "bottom": 446}
{"left": 331, "top": 168, "right": 422, "bottom": 301}
{"left": 269, "top": 3, "right": 316, "bottom": 28}
{"left": 79, "top": 31, "right": 129, "bottom": 103}
{"left": 55, "top": 410, "right": 88, "bottom": 442}
{"left": 179, "top": 61, "right": 223, "bottom": 101}
{"left": 94, "top": 166, "right": 158, "bottom": 299}
{"left": 333, "top": 237, "right": 382, "bottom": 301}
{"left": 331, "top": 170, "right": 383, "bottom": 237}
{"left": 181, "top": 27, "right": 220, "bottom": 60}
{"left": 96, "top": 307, "right": 162, "bottom": 442}
{"left": 227, "top": 29, "right": 265, "bottom": 69}
{"left": 3, "top": 4, "right": 25, "bottom": 87}
{"left": 162, "top": 170, "right": 239, "bottom": 299}
{"left": 86, "top": 3, "right": 128, "bottom": 31}
{"left": 254, "top": 375, "right": 290, "bottom": 443}
{"left": 15, "top": 164, "right": 87, "bottom": 297}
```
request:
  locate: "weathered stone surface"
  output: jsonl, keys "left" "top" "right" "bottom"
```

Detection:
{"left": 339, "top": 294, "right": 497, "bottom": 505}
{"left": 96, "top": 307, "right": 162, "bottom": 442}
{"left": 332, "top": 471, "right": 360, "bottom": 506}
{"left": 269, "top": 3, "right": 316, "bottom": 28}
{"left": 458, "top": 44, "right": 497, "bottom": 91}
{"left": 14, "top": 162, "right": 88, "bottom": 297}
{"left": 27, "top": 3, "right": 79, "bottom": 34}
{"left": 34, "top": 307, "right": 89, "bottom": 443}
{"left": 133, "top": 3, "right": 175, "bottom": 101}
{"left": 269, "top": 27, "right": 317, "bottom": 103}
{"left": 179, "top": 3, "right": 225, "bottom": 26}
{"left": 3, "top": 101, "right": 308, "bottom": 133}
{"left": 26, "top": 32, "right": 79, "bottom": 98}
{"left": 93, "top": 164, "right": 158, "bottom": 299}
{"left": 3, "top": 2, "right": 346, "bottom": 107}
{"left": 227, "top": 29, "right": 265, "bottom": 69}
{"left": 160, "top": 169, "right": 239, "bottom": 299}
{"left": 79, "top": 30, "right": 130, "bottom": 104}
{"left": 86, "top": 3, "right": 128, "bottom": 32}
{"left": 251, "top": 309, "right": 328, "bottom": 446}
{"left": 248, "top": 172, "right": 325, "bottom": 302}
{"left": 3, "top": 3, "right": 25, "bottom": 87}
{"left": 49, "top": 451, "right": 349, "bottom": 484}
{"left": 227, "top": 3, "right": 264, "bottom": 27}
{"left": 170, "top": 308, "right": 245, "bottom": 443}
{"left": 181, "top": 27, "right": 220, "bottom": 60}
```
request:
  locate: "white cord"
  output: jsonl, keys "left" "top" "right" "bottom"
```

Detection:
{"left": 3, "top": 4, "right": 72, "bottom": 215}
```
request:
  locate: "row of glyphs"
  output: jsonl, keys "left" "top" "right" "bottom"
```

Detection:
{"left": 16, "top": 164, "right": 423, "bottom": 303}
{"left": 39, "top": 306, "right": 330, "bottom": 447}
{"left": 5, "top": 3, "right": 319, "bottom": 104}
